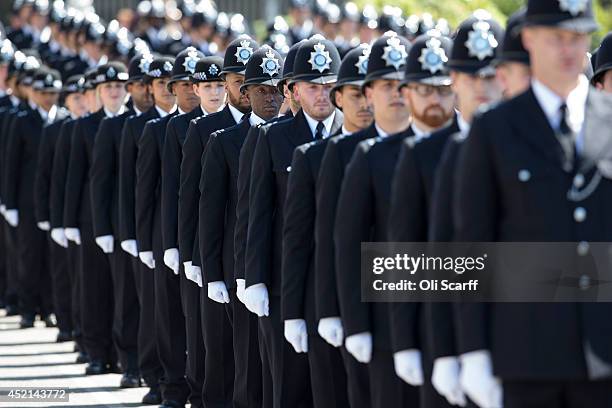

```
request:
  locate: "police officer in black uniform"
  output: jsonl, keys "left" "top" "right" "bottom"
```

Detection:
{"left": 592, "top": 32, "right": 612, "bottom": 92}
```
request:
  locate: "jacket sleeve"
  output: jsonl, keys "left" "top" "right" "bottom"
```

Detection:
{"left": 199, "top": 132, "right": 228, "bottom": 284}
{"left": 178, "top": 121, "right": 203, "bottom": 263}
{"left": 3, "top": 115, "right": 23, "bottom": 210}
{"left": 233, "top": 126, "right": 260, "bottom": 281}
{"left": 245, "top": 127, "right": 275, "bottom": 288}
{"left": 161, "top": 120, "right": 181, "bottom": 251}
{"left": 314, "top": 140, "right": 344, "bottom": 320}
{"left": 63, "top": 121, "right": 86, "bottom": 228}
{"left": 34, "top": 124, "right": 54, "bottom": 223}
{"left": 281, "top": 146, "right": 315, "bottom": 321}
{"left": 334, "top": 142, "right": 373, "bottom": 337}
{"left": 135, "top": 122, "right": 159, "bottom": 252}
{"left": 118, "top": 119, "right": 137, "bottom": 241}
{"left": 90, "top": 118, "right": 115, "bottom": 237}
{"left": 49, "top": 123, "right": 71, "bottom": 228}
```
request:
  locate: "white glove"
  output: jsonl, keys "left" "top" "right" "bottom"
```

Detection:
{"left": 317, "top": 316, "right": 344, "bottom": 348}
{"left": 37, "top": 221, "right": 50, "bottom": 231}
{"left": 120, "top": 239, "right": 138, "bottom": 257}
{"left": 459, "top": 350, "right": 502, "bottom": 408}
{"left": 50, "top": 228, "right": 69, "bottom": 248}
{"left": 393, "top": 349, "right": 424, "bottom": 386}
{"left": 208, "top": 281, "right": 230, "bottom": 303}
{"left": 64, "top": 228, "right": 81, "bottom": 245}
{"left": 139, "top": 251, "right": 155, "bottom": 269}
{"left": 432, "top": 356, "right": 467, "bottom": 407}
{"left": 0, "top": 204, "right": 5, "bottom": 215}
{"left": 163, "top": 248, "right": 180, "bottom": 274}
{"left": 284, "top": 318, "right": 308, "bottom": 353}
{"left": 184, "top": 261, "right": 203, "bottom": 287}
{"left": 244, "top": 283, "right": 269, "bottom": 317}
{"left": 236, "top": 279, "right": 246, "bottom": 305}
{"left": 5, "top": 209, "right": 18, "bottom": 227}
{"left": 183, "top": 261, "right": 194, "bottom": 280}
{"left": 95, "top": 235, "right": 114, "bottom": 253}
{"left": 345, "top": 332, "right": 373, "bottom": 363}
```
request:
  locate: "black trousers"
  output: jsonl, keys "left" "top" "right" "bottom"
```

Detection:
{"left": 340, "top": 347, "right": 371, "bottom": 408}
{"left": 258, "top": 295, "right": 312, "bottom": 408}
{"left": 108, "top": 245, "right": 140, "bottom": 373}
{"left": 131, "top": 256, "right": 162, "bottom": 387}
{"left": 67, "top": 242, "right": 82, "bottom": 348}
{"left": 504, "top": 379, "right": 612, "bottom": 408}
{"left": 48, "top": 237, "right": 72, "bottom": 333}
{"left": 200, "top": 283, "right": 234, "bottom": 407}
{"left": 180, "top": 268, "right": 205, "bottom": 408}
{"left": 16, "top": 212, "right": 51, "bottom": 317}
{"left": 369, "top": 348, "right": 419, "bottom": 408}
{"left": 0, "top": 220, "right": 5, "bottom": 304}
{"left": 308, "top": 332, "right": 349, "bottom": 408}
{"left": 3, "top": 220, "right": 19, "bottom": 307}
{"left": 152, "top": 215, "right": 189, "bottom": 403}
{"left": 230, "top": 288, "right": 263, "bottom": 408}
{"left": 79, "top": 222, "right": 114, "bottom": 363}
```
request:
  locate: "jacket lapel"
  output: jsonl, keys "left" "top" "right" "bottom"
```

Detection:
{"left": 287, "top": 109, "right": 314, "bottom": 148}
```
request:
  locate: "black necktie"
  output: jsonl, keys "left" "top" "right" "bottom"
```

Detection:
{"left": 314, "top": 121, "right": 325, "bottom": 140}
{"left": 557, "top": 103, "right": 576, "bottom": 171}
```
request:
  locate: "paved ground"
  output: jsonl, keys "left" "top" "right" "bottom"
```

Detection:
{"left": 0, "top": 310, "right": 154, "bottom": 408}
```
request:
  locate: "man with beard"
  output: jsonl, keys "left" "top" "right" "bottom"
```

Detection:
{"left": 334, "top": 31, "right": 418, "bottom": 408}
{"left": 385, "top": 32, "right": 459, "bottom": 408}
{"left": 90, "top": 53, "right": 154, "bottom": 388}
{"left": 35, "top": 74, "right": 88, "bottom": 343}
{"left": 179, "top": 35, "right": 256, "bottom": 406}
{"left": 244, "top": 35, "right": 343, "bottom": 408}
{"left": 4, "top": 67, "right": 62, "bottom": 328}
{"left": 199, "top": 45, "right": 284, "bottom": 408}
{"left": 281, "top": 44, "right": 372, "bottom": 408}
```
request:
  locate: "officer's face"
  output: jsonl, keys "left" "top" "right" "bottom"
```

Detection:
{"left": 495, "top": 62, "right": 531, "bottom": 99}
{"left": 149, "top": 78, "right": 176, "bottom": 111}
{"left": 85, "top": 89, "right": 101, "bottom": 113}
{"left": 365, "top": 79, "right": 409, "bottom": 122}
{"left": 225, "top": 73, "right": 251, "bottom": 113}
{"left": 98, "top": 81, "right": 128, "bottom": 112}
{"left": 127, "top": 81, "right": 154, "bottom": 112}
{"left": 34, "top": 90, "right": 59, "bottom": 112}
{"left": 401, "top": 83, "right": 456, "bottom": 129}
{"left": 595, "top": 70, "right": 612, "bottom": 94}
{"left": 171, "top": 80, "right": 200, "bottom": 112}
{"left": 522, "top": 27, "right": 590, "bottom": 85}
{"left": 0, "top": 64, "right": 8, "bottom": 84}
{"left": 293, "top": 81, "right": 335, "bottom": 120}
{"left": 244, "top": 84, "right": 284, "bottom": 121}
{"left": 335, "top": 85, "right": 373, "bottom": 132}
{"left": 64, "top": 92, "right": 88, "bottom": 118}
{"left": 193, "top": 81, "right": 226, "bottom": 114}
{"left": 450, "top": 72, "right": 502, "bottom": 121}
{"left": 283, "top": 83, "right": 301, "bottom": 114}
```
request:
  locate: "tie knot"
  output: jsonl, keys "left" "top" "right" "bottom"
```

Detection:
{"left": 314, "top": 121, "right": 325, "bottom": 140}
{"left": 559, "top": 103, "right": 572, "bottom": 136}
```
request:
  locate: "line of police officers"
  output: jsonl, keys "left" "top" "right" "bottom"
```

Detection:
{"left": 1, "top": 0, "right": 612, "bottom": 407}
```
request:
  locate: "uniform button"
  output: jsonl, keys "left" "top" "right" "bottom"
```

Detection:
{"left": 577, "top": 241, "right": 590, "bottom": 256}
{"left": 518, "top": 169, "right": 531, "bottom": 182}
{"left": 579, "top": 275, "right": 591, "bottom": 291}
{"left": 286, "top": 166, "right": 291, "bottom": 172}
{"left": 574, "top": 207, "right": 587, "bottom": 223}
{"left": 573, "top": 174, "right": 585, "bottom": 188}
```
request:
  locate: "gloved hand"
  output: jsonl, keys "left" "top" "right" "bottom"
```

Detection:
{"left": 284, "top": 318, "right": 308, "bottom": 353}
{"left": 393, "top": 349, "right": 424, "bottom": 386}
{"left": 345, "top": 332, "right": 373, "bottom": 363}
{"left": 208, "top": 281, "right": 230, "bottom": 303}
{"left": 183, "top": 261, "right": 194, "bottom": 280}
{"left": 95, "top": 235, "right": 114, "bottom": 253}
{"left": 64, "top": 228, "right": 81, "bottom": 245}
{"left": 432, "top": 356, "right": 467, "bottom": 407}
{"left": 37, "top": 221, "right": 50, "bottom": 231}
{"left": 459, "top": 350, "right": 502, "bottom": 408}
{"left": 163, "top": 248, "right": 180, "bottom": 274}
{"left": 139, "top": 251, "right": 155, "bottom": 269}
{"left": 0, "top": 204, "right": 5, "bottom": 216}
{"left": 244, "top": 283, "right": 269, "bottom": 317}
{"left": 236, "top": 279, "right": 246, "bottom": 305}
{"left": 193, "top": 265, "right": 203, "bottom": 287}
{"left": 120, "top": 239, "right": 138, "bottom": 257}
{"left": 4, "top": 209, "right": 18, "bottom": 227}
{"left": 317, "top": 316, "right": 344, "bottom": 348}
{"left": 51, "top": 228, "right": 69, "bottom": 248}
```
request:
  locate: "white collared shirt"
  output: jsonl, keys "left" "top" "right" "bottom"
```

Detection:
{"left": 9, "top": 95, "right": 19, "bottom": 108}
{"left": 341, "top": 125, "right": 353, "bottom": 136}
{"left": 200, "top": 106, "right": 210, "bottom": 117}
{"left": 133, "top": 106, "right": 142, "bottom": 116}
{"left": 178, "top": 107, "right": 187, "bottom": 115}
{"left": 303, "top": 110, "right": 336, "bottom": 139}
{"left": 375, "top": 123, "right": 389, "bottom": 138}
{"left": 104, "top": 105, "right": 126, "bottom": 118}
{"left": 411, "top": 123, "right": 430, "bottom": 141}
{"left": 531, "top": 76, "right": 588, "bottom": 134}
{"left": 155, "top": 104, "right": 176, "bottom": 118}
{"left": 228, "top": 103, "right": 246, "bottom": 125}
{"left": 45, "top": 105, "right": 58, "bottom": 124}
{"left": 457, "top": 112, "right": 470, "bottom": 135}
{"left": 249, "top": 112, "right": 267, "bottom": 127}
{"left": 37, "top": 106, "right": 48, "bottom": 122}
